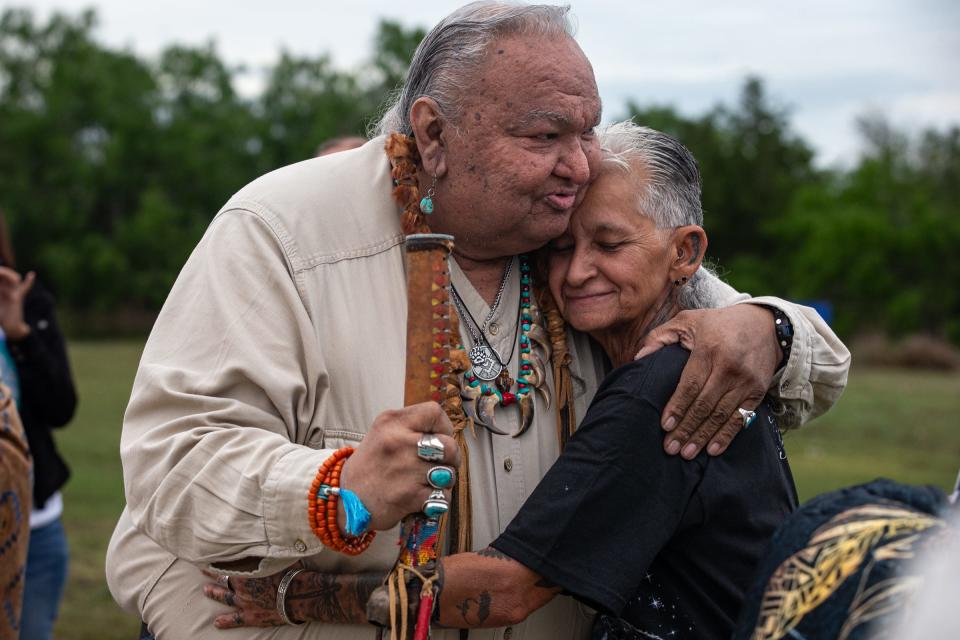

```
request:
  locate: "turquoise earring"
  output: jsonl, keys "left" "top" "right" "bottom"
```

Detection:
{"left": 420, "top": 176, "right": 437, "bottom": 214}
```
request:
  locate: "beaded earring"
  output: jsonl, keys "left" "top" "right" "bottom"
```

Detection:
{"left": 420, "top": 176, "right": 437, "bottom": 214}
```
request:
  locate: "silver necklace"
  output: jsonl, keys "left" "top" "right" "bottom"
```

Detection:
{"left": 479, "top": 258, "right": 512, "bottom": 332}
{"left": 451, "top": 286, "right": 503, "bottom": 381}
{"left": 450, "top": 259, "right": 515, "bottom": 381}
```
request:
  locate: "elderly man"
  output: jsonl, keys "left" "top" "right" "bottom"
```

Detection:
{"left": 106, "top": 3, "right": 849, "bottom": 639}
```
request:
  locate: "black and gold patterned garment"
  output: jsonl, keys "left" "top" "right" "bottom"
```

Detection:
{"left": 734, "top": 478, "right": 953, "bottom": 640}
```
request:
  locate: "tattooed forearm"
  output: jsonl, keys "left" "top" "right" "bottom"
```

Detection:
{"left": 288, "top": 571, "right": 386, "bottom": 624}
{"left": 437, "top": 549, "right": 561, "bottom": 628}
{"left": 355, "top": 572, "right": 383, "bottom": 615}
{"left": 476, "top": 546, "right": 511, "bottom": 561}
{"left": 457, "top": 597, "right": 472, "bottom": 621}
{"left": 291, "top": 573, "right": 346, "bottom": 623}
{"left": 478, "top": 591, "right": 491, "bottom": 624}
{"left": 457, "top": 591, "right": 493, "bottom": 626}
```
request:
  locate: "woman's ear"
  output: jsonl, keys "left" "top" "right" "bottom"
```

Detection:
{"left": 409, "top": 97, "right": 448, "bottom": 178}
{"left": 669, "top": 225, "right": 708, "bottom": 283}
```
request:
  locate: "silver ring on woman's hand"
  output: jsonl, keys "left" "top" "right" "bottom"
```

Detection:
{"left": 738, "top": 408, "right": 757, "bottom": 428}
{"left": 217, "top": 574, "right": 232, "bottom": 590}
{"left": 422, "top": 489, "right": 449, "bottom": 519}
{"left": 426, "top": 466, "right": 455, "bottom": 490}
{"left": 417, "top": 434, "right": 445, "bottom": 462}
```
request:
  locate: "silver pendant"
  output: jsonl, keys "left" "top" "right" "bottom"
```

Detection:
{"left": 469, "top": 345, "right": 502, "bottom": 381}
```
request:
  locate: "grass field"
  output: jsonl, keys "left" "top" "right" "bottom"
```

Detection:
{"left": 52, "top": 340, "right": 960, "bottom": 638}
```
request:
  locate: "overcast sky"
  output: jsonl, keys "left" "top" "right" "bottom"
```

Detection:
{"left": 19, "top": 0, "right": 960, "bottom": 167}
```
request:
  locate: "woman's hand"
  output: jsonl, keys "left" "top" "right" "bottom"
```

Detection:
{"left": 0, "top": 267, "right": 34, "bottom": 340}
{"left": 636, "top": 304, "right": 778, "bottom": 459}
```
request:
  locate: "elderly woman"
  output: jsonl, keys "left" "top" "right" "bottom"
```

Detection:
{"left": 457, "top": 122, "right": 801, "bottom": 639}
{"left": 205, "top": 122, "right": 799, "bottom": 640}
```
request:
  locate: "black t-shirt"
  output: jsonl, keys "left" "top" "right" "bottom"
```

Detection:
{"left": 492, "top": 344, "right": 799, "bottom": 640}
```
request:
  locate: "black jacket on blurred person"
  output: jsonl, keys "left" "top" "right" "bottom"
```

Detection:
{"left": 8, "top": 277, "right": 77, "bottom": 508}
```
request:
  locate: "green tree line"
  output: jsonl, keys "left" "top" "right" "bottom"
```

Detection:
{"left": 629, "top": 82, "right": 960, "bottom": 343}
{"left": 2, "top": 8, "right": 957, "bottom": 343}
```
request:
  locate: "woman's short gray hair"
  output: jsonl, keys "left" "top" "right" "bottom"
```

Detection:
{"left": 598, "top": 120, "right": 721, "bottom": 311}
{"left": 374, "top": 2, "right": 574, "bottom": 136}
{"left": 599, "top": 120, "right": 703, "bottom": 229}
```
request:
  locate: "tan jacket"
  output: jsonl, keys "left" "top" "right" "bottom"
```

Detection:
{"left": 106, "top": 138, "right": 850, "bottom": 639}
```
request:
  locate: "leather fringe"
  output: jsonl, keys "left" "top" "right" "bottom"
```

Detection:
{"left": 451, "top": 427, "right": 473, "bottom": 554}
{"left": 539, "top": 287, "right": 577, "bottom": 450}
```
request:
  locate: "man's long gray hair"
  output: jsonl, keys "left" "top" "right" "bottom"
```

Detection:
{"left": 373, "top": 2, "right": 574, "bottom": 136}
{"left": 599, "top": 121, "right": 722, "bottom": 311}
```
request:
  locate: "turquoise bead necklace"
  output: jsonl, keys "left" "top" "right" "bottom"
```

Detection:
{"left": 458, "top": 254, "right": 541, "bottom": 436}
{"left": 462, "top": 254, "right": 534, "bottom": 407}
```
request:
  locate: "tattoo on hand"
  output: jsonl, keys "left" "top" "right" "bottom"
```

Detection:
{"left": 246, "top": 573, "right": 282, "bottom": 609}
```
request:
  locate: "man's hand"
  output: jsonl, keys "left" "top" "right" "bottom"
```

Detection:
{"left": 341, "top": 401, "right": 460, "bottom": 531}
{"left": 0, "top": 267, "right": 34, "bottom": 340}
{"left": 203, "top": 567, "right": 384, "bottom": 628}
{"left": 636, "top": 305, "right": 779, "bottom": 459}
{"left": 204, "top": 568, "right": 290, "bottom": 628}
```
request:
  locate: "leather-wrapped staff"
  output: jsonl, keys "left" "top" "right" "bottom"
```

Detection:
{"left": 368, "top": 233, "right": 456, "bottom": 640}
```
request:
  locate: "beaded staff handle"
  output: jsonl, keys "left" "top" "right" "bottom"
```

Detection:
{"left": 368, "top": 233, "right": 455, "bottom": 640}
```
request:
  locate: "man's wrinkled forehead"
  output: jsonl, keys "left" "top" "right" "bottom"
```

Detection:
{"left": 516, "top": 104, "right": 603, "bottom": 129}
{"left": 467, "top": 34, "right": 600, "bottom": 112}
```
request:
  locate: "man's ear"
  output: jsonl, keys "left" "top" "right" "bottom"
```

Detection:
{"left": 669, "top": 225, "right": 708, "bottom": 282}
{"left": 410, "top": 97, "right": 449, "bottom": 178}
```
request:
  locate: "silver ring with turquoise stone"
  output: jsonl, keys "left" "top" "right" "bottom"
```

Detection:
{"left": 422, "top": 489, "right": 449, "bottom": 519}
{"left": 738, "top": 407, "right": 758, "bottom": 429}
{"left": 426, "top": 466, "right": 455, "bottom": 490}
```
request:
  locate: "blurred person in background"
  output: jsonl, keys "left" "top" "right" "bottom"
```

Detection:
{"left": 315, "top": 135, "right": 367, "bottom": 157}
{"left": 0, "top": 380, "right": 31, "bottom": 638}
{"left": 0, "top": 210, "right": 77, "bottom": 639}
